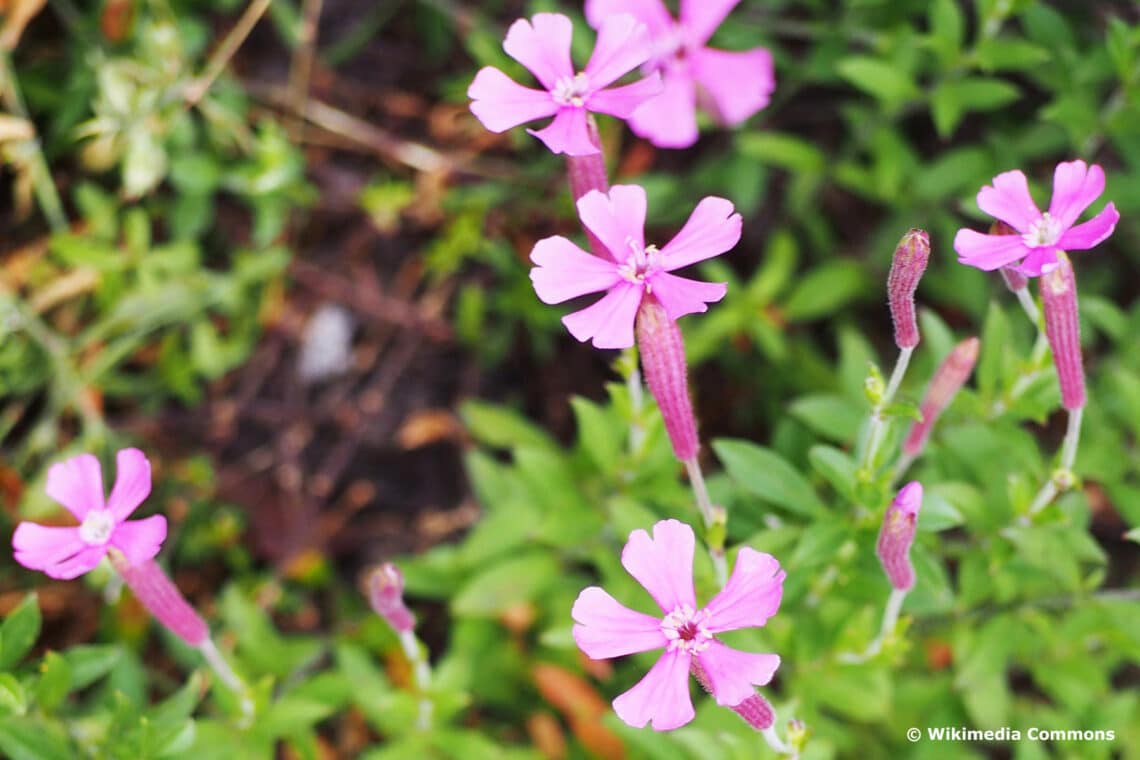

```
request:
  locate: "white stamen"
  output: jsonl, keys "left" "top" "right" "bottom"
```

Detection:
{"left": 551, "top": 72, "right": 590, "bottom": 107}
{"left": 661, "top": 604, "right": 713, "bottom": 653}
{"left": 618, "top": 240, "right": 661, "bottom": 286}
{"left": 1022, "top": 212, "right": 1062, "bottom": 248}
{"left": 79, "top": 510, "right": 115, "bottom": 545}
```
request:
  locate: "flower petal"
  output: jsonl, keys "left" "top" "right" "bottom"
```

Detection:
{"left": 647, "top": 272, "right": 726, "bottom": 321}
{"left": 1057, "top": 202, "right": 1118, "bottom": 250}
{"left": 1048, "top": 160, "right": 1106, "bottom": 229}
{"left": 107, "top": 448, "right": 152, "bottom": 522}
{"left": 621, "top": 519, "right": 696, "bottom": 613}
{"left": 572, "top": 586, "right": 668, "bottom": 658}
{"left": 628, "top": 70, "right": 699, "bottom": 149}
{"left": 45, "top": 453, "right": 105, "bottom": 521}
{"left": 704, "top": 547, "right": 785, "bottom": 633}
{"left": 585, "top": 0, "right": 674, "bottom": 38}
{"left": 584, "top": 13, "right": 652, "bottom": 90}
{"left": 562, "top": 282, "right": 644, "bottom": 349}
{"left": 502, "top": 13, "right": 574, "bottom": 90}
{"left": 43, "top": 545, "right": 107, "bottom": 580}
{"left": 530, "top": 236, "right": 622, "bottom": 304}
{"left": 576, "top": 185, "right": 648, "bottom": 262}
{"left": 1018, "top": 247, "right": 1061, "bottom": 278}
{"left": 659, "top": 196, "right": 741, "bottom": 269}
{"left": 110, "top": 515, "right": 167, "bottom": 566}
{"left": 695, "top": 641, "right": 780, "bottom": 706}
{"left": 468, "top": 67, "right": 560, "bottom": 133}
{"left": 953, "top": 229, "right": 1030, "bottom": 271}
{"left": 976, "top": 170, "right": 1041, "bottom": 233}
{"left": 12, "top": 523, "right": 85, "bottom": 572}
{"left": 691, "top": 47, "right": 774, "bottom": 126}
{"left": 528, "top": 108, "right": 598, "bottom": 156}
{"left": 680, "top": 0, "right": 740, "bottom": 45}
{"left": 612, "top": 649, "right": 694, "bottom": 730}
{"left": 588, "top": 71, "right": 663, "bottom": 119}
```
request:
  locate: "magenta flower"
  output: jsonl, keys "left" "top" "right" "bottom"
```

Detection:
{"left": 572, "top": 519, "right": 784, "bottom": 731}
{"left": 12, "top": 449, "right": 166, "bottom": 579}
{"left": 467, "top": 13, "right": 662, "bottom": 156}
{"left": 530, "top": 184, "right": 739, "bottom": 348}
{"left": 585, "top": 0, "right": 775, "bottom": 148}
{"left": 954, "top": 160, "right": 1119, "bottom": 277}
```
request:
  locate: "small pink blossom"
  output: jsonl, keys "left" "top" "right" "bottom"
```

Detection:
{"left": 530, "top": 184, "right": 738, "bottom": 349}
{"left": 12, "top": 449, "right": 166, "bottom": 579}
{"left": 572, "top": 519, "right": 784, "bottom": 731}
{"left": 467, "top": 13, "right": 662, "bottom": 156}
{"left": 585, "top": 0, "right": 775, "bottom": 148}
{"left": 954, "top": 160, "right": 1119, "bottom": 277}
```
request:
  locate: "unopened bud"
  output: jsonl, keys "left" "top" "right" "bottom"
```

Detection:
{"left": 1039, "top": 252, "right": 1085, "bottom": 410}
{"left": 902, "top": 337, "right": 980, "bottom": 457}
{"left": 368, "top": 563, "right": 416, "bottom": 634}
{"left": 876, "top": 481, "right": 923, "bottom": 591}
{"left": 887, "top": 229, "right": 930, "bottom": 349}
{"left": 636, "top": 299, "right": 698, "bottom": 461}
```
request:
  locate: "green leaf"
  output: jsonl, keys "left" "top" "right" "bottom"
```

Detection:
{"left": 62, "top": 645, "right": 122, "bottom": 690}
{"left": 806, "top": 665, "right": 891, "bottom": 721}
{"left": 808, "top": 445, "right": 857, "bottom": 502}
{"left": 713, "top": 439, "right": 825, "bottom": 516}
{"left": 460, "top": 401, "right": 553, "bottom": 451}
{"left": 781, "top": 260, "right": 868, "bottom": 321}
{"left": 0, "top": 594, "right": 41, "bottom": 670}
{"left": 931, "top": 78, "right": 1020, "bottom": 137}
{"left": 836, "top": 57, "right": 919, "bottom": 105}
{"left": 917, "top": 490, "right": 965, "bottom": 532}
{"left": 789, "top": 394, "right": 863, "bottom": 444}
{"left": 451, "top": 552, "right": 561, "bottom": 616}
{"left": 735, "top": 132, "right": 826, "bottom": 173}
{"left": 33, "top": 652, "right": 71, "bottom": 711}
{"left": 977, "top": 301, "right": 1010, "bottom": 401}
{"left": 974, "top": 38, "right": 1048, "bottom": 72}
{"left": 929, "top": 0, "right": 964, "bottom": 64}
{"left": 0, "top": 717, "right": 73, "bottom": 760}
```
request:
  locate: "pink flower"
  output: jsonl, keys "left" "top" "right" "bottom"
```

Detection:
{"left": 530, "top": 184, "right": 738, "bottom": 349}
{"left": 572, "top": 519, "right": 784, "bottom": 731}
{"left": 12, "top": 449, "right": 166, "bottom": 579}
{"left": 467, "top": 13, "right": 662, "bottom": 156}
{"left": 954, "top": 160, "right": 1119, "bottom": 277}
{"left": 585, "top": 0, "right": 775, "bottom": 148}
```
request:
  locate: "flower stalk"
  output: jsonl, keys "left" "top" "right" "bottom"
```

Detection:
{"left": 369, "top": 564, "right": 433, "bottom": 729}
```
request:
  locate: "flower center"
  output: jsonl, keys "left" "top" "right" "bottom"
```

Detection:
{"left": 551, "top": 73, "right": 590, "bottom": 107}
{"left": 1022, "top": 213, "right": 1062, "bottom": 248}
{"left": 661, "top": 605, "right": 712, "bottom": 653}
{"left": 79, "top": 510, "right": 115, "bottom": 545}
{"left": 618, "top": 239, "right": 662, "bottom": 289}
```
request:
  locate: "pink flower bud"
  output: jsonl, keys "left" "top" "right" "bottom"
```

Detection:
{"left": 902, "top": 337, "right": 980, "bottom": 457}
{"left": 368, "top": 563, "right": 416, "bottom": 634}
{"left": 635, "top": 298, "right": 698, "bottom": 461}
{"left": 989, "top": 221, "right": 1030, "bottom": 291}
{"left": 109, "top": 555, "right": 209, "bottom": 646}
{"left": 887, "top": 229, "right": 930, "bottom": 349}
{"left": 731, "top": 693, "right": 776, "bottom": 730}
{"left": 1039, "top": 252, "right": 1085, "bottom": 410}
{"left": 876, "top": 482, "right": 922, "bottom": 591}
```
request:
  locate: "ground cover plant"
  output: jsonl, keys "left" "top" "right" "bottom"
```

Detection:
{"left": 1, "top": 0, "right": 1138, "bottom": 758}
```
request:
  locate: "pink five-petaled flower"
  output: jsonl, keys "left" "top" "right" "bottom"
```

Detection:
{"left": 13, "top": 449, "right": 166, "bottom": 580}
{"left": 467, "top": 13, "right": 662, "bottom": 156}
{"left": 530, "top": 184, "right": 739, "bottom": 349}
{"left": 954, "top": 160, "right": 1119, "bottom": 277}
{"left": 572, "top": 519, "right": 784, "bottom": 731}
{"left": 585, "top": 0, "right": 775, "bottom": 148}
